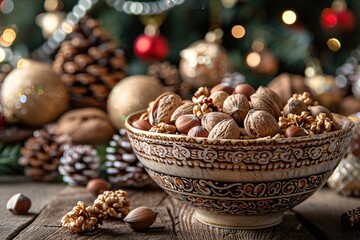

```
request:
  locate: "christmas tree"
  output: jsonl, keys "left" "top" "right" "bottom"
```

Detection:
{"left": 0, "top": 0, "right": 359, "bottom": 88}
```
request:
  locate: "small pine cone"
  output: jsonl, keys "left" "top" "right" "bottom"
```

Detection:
{"left": 341, "top": 207, "right": 360, "bottom": 229}
{"left": 61, "top": 201, "right": 99, "bottom": 232}
{"left": 105, "top": 129, "right": 153, "bottom": 188}
{"left": 192, "top": 87, "right": 210, "bottom": 103}
{"left": 53, "top": 16, "right": 127, "bottom": 109}
{"left": 147, "top": 61, "right": 181, "bottom": 93}
{"left": 93, "top": 189, "right": 130, "bottom": 219}
{"left": 193, "top": 97, "right": 218, "bottom": 119}
{"left": 19, "top": 124, "right": 70, "bottom": 182}
{"left": 59, "top": 145, "right": 99, "bottom": 186}
{"left": 150, "top": 122, "right": 177, "bottom": 134}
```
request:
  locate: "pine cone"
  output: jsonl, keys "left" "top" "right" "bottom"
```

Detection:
{"left": 59, "top": 145, "right": 100, "bottom": 186}
{"left": 105, "top": 129, "right": 153, "bottom": 188}
{"left": 18, "top": 124, "right": 70, "bottom": 182}
{"left": 147, "top": 61, "right": 181, "bottom": 93}
{"left": 53, "top": 16, "right": 127, "bottom": 109}
{"left": 341, "top": 207, "right": 360, "bottom": 229}
{"left": 92, "top": 189, "right": 130, "bottom": 219}
{"left": 61, "top": 201, "right": 100, "bottom": 232}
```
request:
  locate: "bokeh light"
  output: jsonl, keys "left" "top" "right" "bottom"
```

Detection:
{"left": 231, "top": 25, "right": 245, "bottom": 39}
{"left": 282, "top": 10, "right": 297, "bottom": 25}
{"left": 0, "top": 48, "right": 6, "bottom": 62}
{"left": 327, "top": 38, "right": 341, "bottom": 51}
{"left": 246, "top": 52, "right": 261, "bottom": 68}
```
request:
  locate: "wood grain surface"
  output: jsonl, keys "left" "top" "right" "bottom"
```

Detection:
{"left": 1, "top": 178, "right": 359, "bottom": 240}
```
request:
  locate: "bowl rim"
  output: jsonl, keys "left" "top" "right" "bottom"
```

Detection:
{"left": 125, "top": 110, "right": 354, "bottom": 145}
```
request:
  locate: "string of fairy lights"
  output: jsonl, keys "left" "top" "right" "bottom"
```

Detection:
{"left": 0, "top": 0, "right": 351, "bottom": 69}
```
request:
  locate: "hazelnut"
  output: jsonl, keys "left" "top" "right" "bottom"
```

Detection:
{"left": 175, "top": 114, "right": 200, "bottom": 134}
{"left": 132, "top": 119, "right": 152, "bottom": 131}
{"left": 210, "top": 83, "right": 234, "bottom": 95}
{"left": 222, "top": 94, "right": 250, "bottom": 125}
{"left": 86, "top": 178, "right": 111, "bottom": 195}
{"left": 234, "top": 84, "right": 256, "bottom": 100}
{"left": 187, "top": 126, "right": 209, "bottom": 138}
{"left": 308, "top": 105, "right": 333, "bottom": 121}
{"left": 284, "top": 125, "right": 307, "bottom": 138}
{"left": 7, "top": 193, "right": 31, "bottom": 214}
{"left": 283, "top": 99, "right": 308, "bottom": 117}
{"left": 123, "top": 206, "right": 158, "bottom": 231}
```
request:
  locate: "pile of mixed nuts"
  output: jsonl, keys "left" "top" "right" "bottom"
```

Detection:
{"left": 132, "top": 84, "right": 338, "bottom": 139}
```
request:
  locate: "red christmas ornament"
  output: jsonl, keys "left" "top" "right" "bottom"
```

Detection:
{"left": 336, "top": 9, "right": 355, "bottom": 31}
{"left": 320, "top": 8, "right": 338, "bottom": 29}
{"left": 134, "top": 28, "right": 169, "bottom": 62}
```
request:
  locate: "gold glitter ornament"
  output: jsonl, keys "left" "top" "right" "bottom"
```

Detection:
{"left": 179, "top": 40, "right": 230, "bottom": 89}
{"left": 107, "top": 75, "right": 165, "bottom": 129}
{"left": 1, "top": 61, "right": 68, "bottom": 127}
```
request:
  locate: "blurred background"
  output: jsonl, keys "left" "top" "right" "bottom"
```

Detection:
{"left": 0, "top": 0, "right": 359, "bottom": 85}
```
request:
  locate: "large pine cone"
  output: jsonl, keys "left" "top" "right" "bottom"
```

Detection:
{"left": 59, "top": 144, "right": 100, "bottom": 186}
{"left": 53, "top": 16, "right": 127, "bottom": 109}
{"left": 147, "top": 61, "right": 181, "bottom": 94}
{"left": 19, "top": 124, "right": 70, "bottom": 182}
{"left": 105, "top": 129, "right": 153, "bottom": 188}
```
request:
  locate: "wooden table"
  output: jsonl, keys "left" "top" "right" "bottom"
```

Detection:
{"left": 1, "top": 177, "right": 359, "bottom": 240}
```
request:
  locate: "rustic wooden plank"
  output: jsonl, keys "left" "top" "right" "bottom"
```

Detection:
{"left": 0, "top": 177, "right": 64, "bottom": 240}
{"left": 13, "top": 186, "right": 177, "bottom": 240}
{"left": 14, "top": 184, "right": 315, "bottom": 240}
{"left": 294, "top": 187, "right": 360, "bottom": 240}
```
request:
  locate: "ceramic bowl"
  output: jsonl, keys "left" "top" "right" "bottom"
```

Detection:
{"left": 125, "top": 111, "right": 354, "bottom": 229}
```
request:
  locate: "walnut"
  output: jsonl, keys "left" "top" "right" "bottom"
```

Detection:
{"left": 192, "top": 86, "right": 210, "bottom": 103}
{"left": 244, "top": 109, "right": 280, "bottom": 138}
{"left": 256, "top": 86, "right": 285, "bottom": 110}
{"left": 61, "top": 201, "right": 99, "bottom": 232}
{"left": 278, "top": 111, "right": 316, "bottom": 135}
{"left": 208, "top": 118, "right": 241, "bottom": 139}
{"left": 310, "top": 113, "right": 333, "bottom": 134}
{"left": 209, "top": 91, "right": 229, "bottom": 111}
{"left": 150, "top": 122, "right": 177, "bottom": 134}
{"left": 250, "top": 93, "right": 281, "bottom": 119}
{"left": 149, "top": 92, "right": 182, "bottom": 126}
{"left": 222, "top": 94, "right": 250, "bottom": 124}
{"left": 201, "top": 112, "right": 233, "bottom": 132}
{"left": 290, "top": 92, "right": 318, "bottom": 106}
{"left": 93, "top": 190, "right": 130, "bottom": 219}
{"left": 193, "top": 97, "right": 218, "bottom": 119}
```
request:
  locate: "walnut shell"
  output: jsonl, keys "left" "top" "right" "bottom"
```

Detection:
{"left": 222, "top": 94, "right": 250, "bottom": 125}
{"left": 201, "top": 112, "right": 233, "bottom": 132}
{"left": 250, "top": 93, "right": 281, "bottom": 119}
{"left": 149, "top": 92, "right": 182, "bottom": 126}
{"left": 244, "top": 109, "right": 280, "bottom": 138}
{"left": 256, "top": 86, "right": 285, "bottom": 110}
{"left": 170, "top": 103, "right": 196, "bottom": 122}
{"left": 209, "top": 91, "right": 229, "bottom": 110}
{"left": 208, "top": 118, "right": 241, "bottom": 139}
{"left": 283, "top": 99, "right": 308, "bottom": 117}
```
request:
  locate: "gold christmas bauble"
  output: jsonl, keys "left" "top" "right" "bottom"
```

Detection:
{"left": 179, "top": 40, "right": 230, "bottom": 89}
{"left": 1, "top": 61, "right": 69, "bottom": 127}
{"left": 107, "top": 75, "right": 165, "bottom": 129}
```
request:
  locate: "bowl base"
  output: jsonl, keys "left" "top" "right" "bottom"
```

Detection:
{"left": 194, "top": 209, "right": 284, "bottom": 230}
